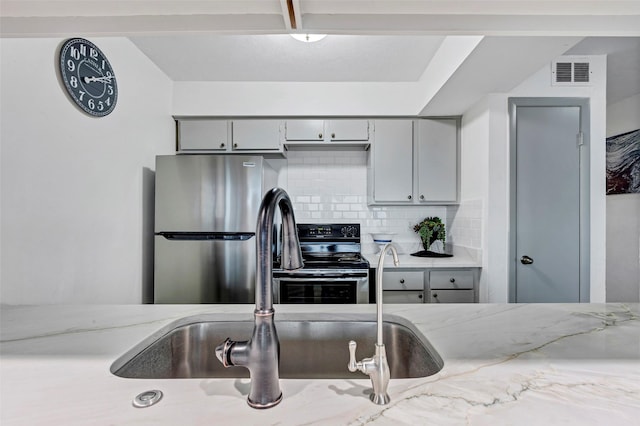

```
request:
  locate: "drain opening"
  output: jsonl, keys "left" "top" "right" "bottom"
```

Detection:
{"left": 133, "top": 390, "right": 163, "bottom": 408}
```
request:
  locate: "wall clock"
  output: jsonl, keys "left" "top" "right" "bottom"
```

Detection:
{"left": 59, "top": 38, "right": 118, "bottom": 117}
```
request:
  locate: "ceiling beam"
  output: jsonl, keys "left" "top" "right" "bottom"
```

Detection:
{"left": 280, "top": 0, "right": 296, "bottom": 30}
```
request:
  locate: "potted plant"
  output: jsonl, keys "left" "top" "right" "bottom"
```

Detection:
{"left": 413, "top": 217, "right": 446, "bottom": 252}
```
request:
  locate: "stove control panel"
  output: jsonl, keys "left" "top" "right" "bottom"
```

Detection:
{"left": 297, "top": 223, "right": 360, "bottom": 241}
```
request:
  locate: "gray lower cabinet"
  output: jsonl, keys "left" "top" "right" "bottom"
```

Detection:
{"left": 378, "top": 267, "right": 478, "bottom": 303}
{"left": 381, "top": 270, "right": 425, "bottom": 303}
{"left": 428, "top": 289, "right": 475, "bottom": 303}
{"left": 383, "top": 291, "right": 425, "bottom": 303}
{"left": 428, "top": 270, "right": 477, "bottom": 303}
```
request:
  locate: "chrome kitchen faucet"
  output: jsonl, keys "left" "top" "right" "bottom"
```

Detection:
{"left": 348, "top": 242, "right": 399, "bottom": 405}
{"left": 215, "top": 188, "right": 304, "bottom": 409}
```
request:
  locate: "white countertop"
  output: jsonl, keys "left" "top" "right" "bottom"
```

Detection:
{"left": 1, "top": 303, "right": 639, "bottom": 425}
{"left": 364, "top": 246, "right": 480, "bottom": 268}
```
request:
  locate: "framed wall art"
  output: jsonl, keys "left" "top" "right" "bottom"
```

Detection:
{"left": 606, "top": 128, "right": 640, "bottom": 195}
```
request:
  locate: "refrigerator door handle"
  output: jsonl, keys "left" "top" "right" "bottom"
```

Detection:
{"left": 156, "top": 232, "right": 255, "bottom": 241}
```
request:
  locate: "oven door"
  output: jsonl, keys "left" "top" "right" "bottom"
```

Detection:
{"left": 273, "top": 273, "right": 368, "bottom": 304}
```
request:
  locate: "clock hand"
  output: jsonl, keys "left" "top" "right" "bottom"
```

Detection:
{"left": 83, "top": 75, "right": 114, "bottom": 84}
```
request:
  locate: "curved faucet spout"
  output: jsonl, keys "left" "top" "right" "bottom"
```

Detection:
{"left": 215, "top": 187, "right": 303, "bottom": 409}
{"left": 255, "top": 188, "right": 304, "bottom": 313}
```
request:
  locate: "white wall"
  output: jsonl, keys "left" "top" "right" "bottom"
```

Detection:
{"left": 459, "top": 98, "right": 490, "bottom": 301}
{"left": 0, "top": 37, "right": 175, "bottom": 304}
{"left": 461, "top": 55, "right": 608, "bottom": 302}
{"left": 606, "top": 93, "right": 640, "bottom": 302}
{"left": 173, "top": 82, "right": 424, "bottom": 116}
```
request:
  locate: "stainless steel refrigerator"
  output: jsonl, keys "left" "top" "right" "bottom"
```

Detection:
{"left": 154, "top": 155, "right": 277, "bottom": 303}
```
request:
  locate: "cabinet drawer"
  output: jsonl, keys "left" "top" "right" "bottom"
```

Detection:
{"left": 381, "top": 271, "right": 424, "bottom": 290}
{"left": 383, "top": 291, "right": 424, "bottom": 304}
{"left": 429, "top": 270, "right": 474, "bottom": 289}
{"left": 429, "top": 289, "right": 475, "bottom": 303}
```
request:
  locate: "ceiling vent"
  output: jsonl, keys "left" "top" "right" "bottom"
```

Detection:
{"left": 551, "top": 58, "right": 592, "bottom": 86}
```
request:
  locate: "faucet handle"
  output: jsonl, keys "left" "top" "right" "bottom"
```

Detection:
{"left": 348, "top": 340, "right": 359, "bottom": 372}
{"left": 215, "top": 338, "right": 233, "bottom": 367}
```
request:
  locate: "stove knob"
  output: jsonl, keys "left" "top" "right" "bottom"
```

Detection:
{"left": 342, "top": 226, "right": 356, "bottom": 237}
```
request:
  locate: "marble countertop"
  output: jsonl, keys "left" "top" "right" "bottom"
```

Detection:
{"left": 364, "top": 246, "right": 480, "bottom": 269}
{"left": 1, "top": 303, "right": 639, "bottom": 425}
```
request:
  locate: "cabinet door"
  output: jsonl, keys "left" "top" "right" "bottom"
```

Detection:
{"left": 178, "top": 120, "right": 228, "bottom": 151}
{"left": 383, "top": 291, "right": 424, "bottom": 303}
{"left": 231, "top": 120, "right": 281, "bottom": 151}
{"left": 429, "top": 289, "right": 475, "bottom": 303}
{"left": 416, "top": 119, "right": 458, "bottom": 203}
{"left": 327, "top": 120, "right": 369, "bottom": 141}
{"left": 371, "top": 120, "right": 414, "bottom": 203}
{"left": 284, "top": 120, "right": 325, "bottom": 141}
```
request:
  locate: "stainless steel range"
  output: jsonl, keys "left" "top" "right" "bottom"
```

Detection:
{"left": 273, "top": 224, "right": 370, "bottom": 304}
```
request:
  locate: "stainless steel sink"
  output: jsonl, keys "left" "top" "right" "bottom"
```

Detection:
{"left": 110, "top": 313, "right": 443, "bottom": 380}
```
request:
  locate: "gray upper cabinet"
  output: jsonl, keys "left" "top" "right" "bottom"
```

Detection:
{"left": 369, "top": 119, "right": 414, "bottom": 203}
{"left": 176, "top": 119, "right": 283, "bottom": 154}
{"left": 284, "top": 119, "right": 325, "bottom": 141}
{"left": 177, "top": 119, "right": 228, "bottom": 151}
{"left": 283, "top": 119, "right": 370, "bottom": 148}
{"left": 231, "top": 120, "right": 281, "bottom": 151}
{"left": 416, "top": 119, "right": 458, "bottom": 203}
{"left": 327, "top": 119, "right": 369, "bottom": 141}
{"left": 368, "top": 118, "right": 459, "bottom": 205}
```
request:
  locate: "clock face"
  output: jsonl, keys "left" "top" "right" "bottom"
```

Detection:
{"left": 59, "top": 38, "right": 117, "bottom": 117}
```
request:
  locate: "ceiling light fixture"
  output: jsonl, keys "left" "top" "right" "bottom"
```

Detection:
{"left": 290, "top": 34, "right": 327, "bottom": 43}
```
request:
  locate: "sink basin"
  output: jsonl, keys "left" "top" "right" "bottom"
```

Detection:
{"left": 111, "top": 313, "right": 443, "bottom": 380}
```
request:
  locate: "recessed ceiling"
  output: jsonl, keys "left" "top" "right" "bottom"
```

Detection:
{"left": 129, "top": 35, "right": 446, "bottom": 82}
{"left": 566, "top": 37, "right": 640, "bottom": 104}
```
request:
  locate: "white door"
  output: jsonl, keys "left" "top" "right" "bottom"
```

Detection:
{"left": 510, "top": 99, "right": 589, "bottom": 303}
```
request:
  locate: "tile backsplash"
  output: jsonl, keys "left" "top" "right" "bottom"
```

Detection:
{"left": 280, "top": 150, "right": 482, "bottom": 256}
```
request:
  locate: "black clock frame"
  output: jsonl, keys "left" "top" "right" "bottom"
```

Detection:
{"left": 59, "top": 38, "right": 118, "bottom": 117}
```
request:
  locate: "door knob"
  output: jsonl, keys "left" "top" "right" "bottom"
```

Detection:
{"left": 520, "top": 255, "right": 534, "bottom": 265}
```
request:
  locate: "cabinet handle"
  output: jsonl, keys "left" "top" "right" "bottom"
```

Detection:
{"left": 220, "top": 143, "right": 225, "bottom": 148}
{"left": 407, "top": 195, "right": 412, "bottom": 200}
{"left": 450, "top": 278, "right": 455, "bottom": 283}
{"left": 233, "top": 143, "right": 238, "bottom": 148}
{"left": 331, "top": 133, "right": 336, "bottom": 138}
{"left": 399, "top": 279, "right": 405, "bottom": 284}
{"left": 418, "top": 294, "right": 423, "bottom": 299}
{"left": 318, "top": 133, "right": 323, "bottom": 139}
{"left": 432, "top": 293, "right": 438, "bottom": 298}
{"left": 420, "top": 195, "right": 425, "bottom": 200}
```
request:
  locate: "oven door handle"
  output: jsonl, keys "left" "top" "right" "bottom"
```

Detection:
{"left": 272, "top": 273, "right": 368, "bottom": 280}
